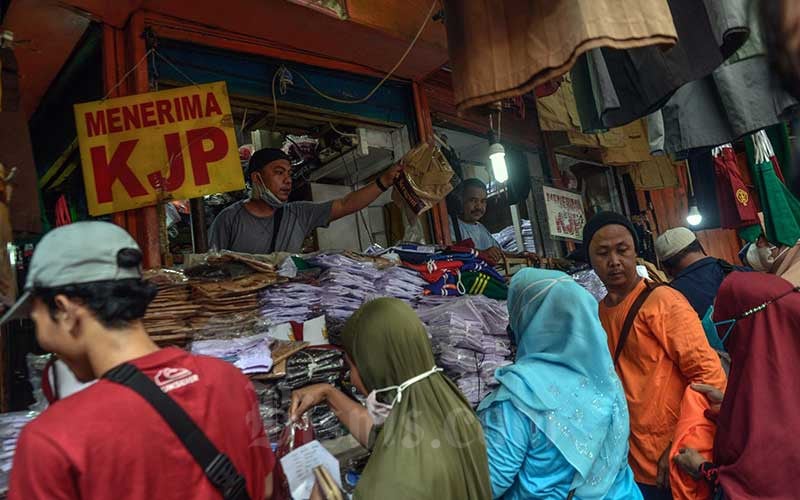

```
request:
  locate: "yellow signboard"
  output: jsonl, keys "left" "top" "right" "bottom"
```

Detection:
{"left": 74, "top": 82, "right": 244, "bottom": 216}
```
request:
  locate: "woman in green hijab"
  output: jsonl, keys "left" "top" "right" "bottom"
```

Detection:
{"left": 290, "top": 297, "right": 491, "bottom": 499}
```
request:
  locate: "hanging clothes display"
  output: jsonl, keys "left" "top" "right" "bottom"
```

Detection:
{"left": 570, "top": 49, "right": 611, "bottom": 134}
{"left": 575, "top": 0, "right": 750, "bottom": 129}
{"left": 745, "top": 123, "right": 793, "bottom": 184}
{"left": 534, "top": 75, "right": 584, "bottom": 133}
{"left": 659, "top": 0, "right": 798, "bottom": 155}
{"left": 600, "top": 119, "right": 659, "bottom": 166}
{"left": 535, "top": 78, "right": 665, "bottom": 167}
{"left": 626, "top": 157, "right": 680, "bottom": 190}
{"left": 646, "top": 110, "right": 667, "bottom": 156}
{"left": 712, "top": 145, "right": 760, "bottom": 229}
{"left": 748, "top": 131, "right": 800, "bottom": 247}
{"left": 442, "top": 0, "right": 678, "bottom": 111}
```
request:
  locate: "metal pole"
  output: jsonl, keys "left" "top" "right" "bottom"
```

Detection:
{"left": 510, "top": 204, "right": 525, "bottom": 253}
{"left": 190, "top": 199, "right": 208, "bottom": 253}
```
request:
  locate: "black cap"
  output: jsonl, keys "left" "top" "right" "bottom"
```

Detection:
{"left": 245, "top": 148, "right": 291, "bottom": 178}
{"left": 582, "top": 211, "right": 640, "bottom": 262}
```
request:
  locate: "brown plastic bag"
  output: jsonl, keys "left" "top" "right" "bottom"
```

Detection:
{"left": 392, "top": 142, "right": 455, "bottom": 222}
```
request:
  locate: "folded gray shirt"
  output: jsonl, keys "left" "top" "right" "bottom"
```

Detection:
{"left": 208, "top": 200, "right": 333, "bottom": 254}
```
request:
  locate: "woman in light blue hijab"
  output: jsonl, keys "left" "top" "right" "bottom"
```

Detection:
{"left": 478, "top": 269, "right": 641, "bottom": 499}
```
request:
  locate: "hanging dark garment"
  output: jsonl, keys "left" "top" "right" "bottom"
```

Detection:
{"left": 659, "top": 3, "right": 798, "bottom": 155}
{"left": 712, "top": 147, "right": 760, "bottom": 229}
{"left": 580, "top": 0, "right": 750, "bottom": 128}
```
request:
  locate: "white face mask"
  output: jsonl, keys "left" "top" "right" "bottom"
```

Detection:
{"left": 748, "top": 243, "right": 778, "bottom": 272}
{"left": 365, "top": 366, "right": 443, "bottom": 426}
{"left": 251, "top": 173, "right": 286, "bottom": 208}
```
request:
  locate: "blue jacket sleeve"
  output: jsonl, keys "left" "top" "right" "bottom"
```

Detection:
{"left": 479, "top": 401, "right": 531, "bottom": 499}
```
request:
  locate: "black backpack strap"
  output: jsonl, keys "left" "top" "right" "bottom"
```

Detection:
{"left": 451, "top": 214, "right": 463, "bottom": 242}
{"left": 614, "top": 283, "right": 659, "bottom": 365}
{"left": 268, "top": 207, "right": 285, "bottom": 254}
{"left": 104, "top": 363, "right": 251, "bottom": 500}
{"left": 717, "top": 258, "right": 735, "bottom": 275}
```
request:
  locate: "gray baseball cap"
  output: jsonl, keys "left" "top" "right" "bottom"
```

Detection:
{"left": 0, "top": 221, "right": 143, "bottom": 325}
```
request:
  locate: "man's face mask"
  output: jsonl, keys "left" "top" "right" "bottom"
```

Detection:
{"left": 747, "top": 243, "right": 777, "bottom": 272}
{"left": 251, "top": 173, "right": 286, "bottom": 208}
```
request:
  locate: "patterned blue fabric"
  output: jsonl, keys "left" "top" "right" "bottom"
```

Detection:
{"left": 480, "top": 401, "right": 642, "bottom": 500}
{"left": 479, "top": 269, "right": 634, "bottom": 499}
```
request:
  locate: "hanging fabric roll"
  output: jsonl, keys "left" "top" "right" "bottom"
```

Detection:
{"left": 442, "top": 0, "right": 678, "bottom": 111}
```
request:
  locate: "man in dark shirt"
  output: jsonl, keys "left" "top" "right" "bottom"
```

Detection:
{"left": 209, "top": 148, "right": 401, "bottom": 254}
{"left": 655, "top": 227, "right": 747, "bottom": 318}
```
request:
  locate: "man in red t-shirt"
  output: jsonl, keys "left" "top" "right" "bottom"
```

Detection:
{"left": 0, "top": 221, "right": 275, "bottom": 499}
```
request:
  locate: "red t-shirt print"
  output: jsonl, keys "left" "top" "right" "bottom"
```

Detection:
{"left": 8, "top": 347, "right": 275, "bottom": 500}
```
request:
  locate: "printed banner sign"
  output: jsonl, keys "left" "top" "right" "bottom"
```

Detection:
{"left": 542, "top": 185, "right": 586, "bottom": 241}
{"left": 74, "top": 82, "right": 244, "bottom": 216}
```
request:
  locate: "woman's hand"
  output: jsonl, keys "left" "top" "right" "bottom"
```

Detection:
{"left": 290, "top": 383, "right": 332, "bottom": 421}
{"left": 691, "top": 383, "right": 724, "bottom": 411}
{"left": 673, "top": 448, "right": 706, "bottom": 479}
{"left": 656, "top": 443, "right": 671, "bottom": 489}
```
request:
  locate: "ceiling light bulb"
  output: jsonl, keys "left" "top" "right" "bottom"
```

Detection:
{"left": 686, "top": 204, "right": 703, "bottom": 226}
{"left": 488, "top": 142, "right": 508, "bottom": 183}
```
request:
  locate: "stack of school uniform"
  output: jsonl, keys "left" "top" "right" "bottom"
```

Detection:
{"left": 492, "top": 219, "right": 537, "bottom": 253}
{"left": 416, "top": 295, "right": 513, "bottom": 406}
{"left": 308, "top": 253, "right": 382, "bottom": 320}
{"left": 259, "top": 282, "right": 322, "bottom": 324}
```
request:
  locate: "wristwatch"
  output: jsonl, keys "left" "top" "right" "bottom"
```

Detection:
{"left": 375, "top": 177, "right": 389, "bottom": 192}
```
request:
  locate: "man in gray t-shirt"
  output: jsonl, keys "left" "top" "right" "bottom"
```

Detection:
{"left": 209, "top": 148, "right": 401, "bottom": 254}
{"left": 449, "top": 178, "right": 502, "bottom": 261}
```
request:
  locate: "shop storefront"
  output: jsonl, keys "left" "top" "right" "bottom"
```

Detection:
{"left": 2, "top": 1, "right": 800, "bottom": 497}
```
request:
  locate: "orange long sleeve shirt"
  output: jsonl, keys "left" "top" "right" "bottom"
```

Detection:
{"left": 599, "top": 279, "right": 726, "bottom": 485}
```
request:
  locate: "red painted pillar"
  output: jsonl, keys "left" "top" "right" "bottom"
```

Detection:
{"left": 101, "top": 12, "right": 161, "bottom": 268}
{"left": 413, "top": 81, "right": 451, "bottom": 246}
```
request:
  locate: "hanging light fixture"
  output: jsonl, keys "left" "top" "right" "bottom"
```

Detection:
{"left": 488, "top": 104, "right": 508, "bottom": 183}
{"left": 685, "top": 161, "right": 703, "bottom": 226}
{"left": 686, "top": 200, "right": 703, "bottom": 226}
{"left": 488, "top": 140, "right": 508, "bottom": 183}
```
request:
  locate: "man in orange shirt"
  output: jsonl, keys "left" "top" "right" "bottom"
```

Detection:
{"left": 583, "top": 212, "right": 726, "bottom": 500}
